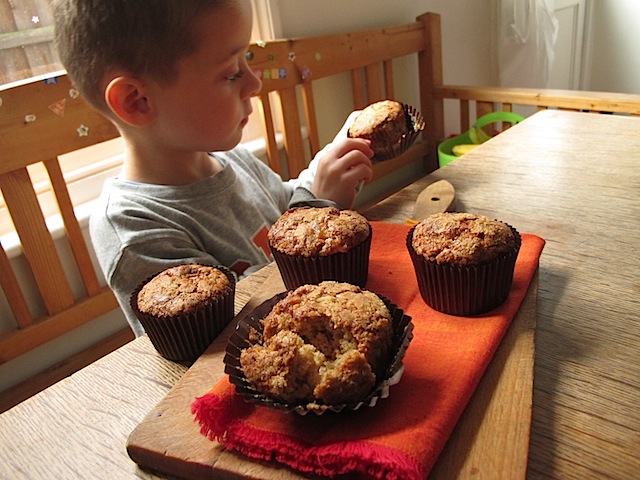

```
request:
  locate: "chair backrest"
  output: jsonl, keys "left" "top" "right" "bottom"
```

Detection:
{"left": 0, "top": 72, "right": 132, "bottom": 411}
{"left": 247, "top": 12, "right": 442, "bottom": 184}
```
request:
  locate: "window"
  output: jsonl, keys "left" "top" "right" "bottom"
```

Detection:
{"left": 0, "top": 0, "right": 277, "bottom": 238}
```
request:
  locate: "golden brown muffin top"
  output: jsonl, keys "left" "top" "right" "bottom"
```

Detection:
{"left": 240, "top": 281, "right": 392, "bottom": 405}
{"left": 348, "top": 100, "right": 407, "bottom": 138}
{"left": 411, "top": 212, "right": 517, "bottom": 265}
{"left": 348, "top": 100, "right": 410, "bottom": 159}
{"left": 268, "top": 206, "right": 370, "bottom": 256}
{"left": 136, "top": 264, "right": 232, "bottom": 317}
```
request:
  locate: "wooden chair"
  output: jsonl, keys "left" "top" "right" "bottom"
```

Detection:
{"left": 0, "top": 73, "right": 134, "bottom": 412}
{"left": 247, "top": 12, "right": 441, "bottom": 199}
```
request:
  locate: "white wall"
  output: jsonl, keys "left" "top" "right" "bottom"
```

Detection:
{"left": 584, "top": 0, "right": 640, "bottom": 94}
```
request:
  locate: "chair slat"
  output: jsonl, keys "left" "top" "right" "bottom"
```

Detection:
{"left": 301, "top": 83, "right": 320, "bottom": 156}
{"left": 383, "top": 60, "right": 395, "bottom": 100}
{"left": 277, "top": 88, "right": 307, "bottom": 178}
{"left": 0, "top": 243, "right": 33, "bottom": 328}
{"left": 0, "top": 167, "right": 75, "bottom": 315}
{"left": 257, "top": 93, "right": 281, "bottom": 174}
{"left": 460, "top": 100, "right": 470, "bottom": 132}
{"left": 365, "top": 63, "right": 383, "bottom": 104}
{"left": 44, "top": 158, "right": 101, "bottom": 296}
{"left": 351, "top": 69, "right": 365, "bottom": 109}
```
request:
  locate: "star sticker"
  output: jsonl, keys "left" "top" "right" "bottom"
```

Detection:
{"left": 31, "top": 16, "right": 40, "bottom": 24}
{"left": 77, "top": 124, "right": 89, "bottom": 137}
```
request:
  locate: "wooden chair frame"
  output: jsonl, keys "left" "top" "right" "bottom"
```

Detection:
{"left": 0, "top": 74, "right": 133, "bottom": 412}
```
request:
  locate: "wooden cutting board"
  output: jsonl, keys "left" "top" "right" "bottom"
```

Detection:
{"left": 127, "top": 263, "right": 537, "bottom": 480}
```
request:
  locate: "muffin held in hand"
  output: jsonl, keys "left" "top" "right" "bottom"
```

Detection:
{"left": 240, "top": 281, "right": 393, "bottom": 406}
{"left": 407, "top": 212, "right": 521, "bottom": 316}
{"left": 348, "top": 99, "right": 424, "bottom": 162}
{"left": 268, "top": 206, "right": 372, "bottom": 289}
{"left": 131, "top": 264, "right": 235, "bottom": 363}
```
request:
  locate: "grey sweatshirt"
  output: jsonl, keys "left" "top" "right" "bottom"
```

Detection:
{"left": 90, "top": 144, "right": 335, "bottom": 336}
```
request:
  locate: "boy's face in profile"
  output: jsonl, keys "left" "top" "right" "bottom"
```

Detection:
{"left": 145, "top": 0, "right": 262, "bottom": 154}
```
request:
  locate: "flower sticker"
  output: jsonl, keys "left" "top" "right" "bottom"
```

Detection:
{"left": 69, "top": 89, "right": 80, "bottom": 99}
{"left": 25, "top": 114, "right": 37, "bottom": 123}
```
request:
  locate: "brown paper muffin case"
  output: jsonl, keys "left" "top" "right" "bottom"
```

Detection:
{"left": 130, "top": 265, "right": 236, "bottom": 363}
{"left": 270, "top": 229, "right": 372, "bottom": 290}
{"left": 361, "top": 103, "right": 425, "bottom": 163}
{"left": 406, "top": 225, "right": 521, "bottom": 316}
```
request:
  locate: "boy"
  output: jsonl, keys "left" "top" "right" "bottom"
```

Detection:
{"left": 53, "top": 0, "right": 374, "bottom": 336}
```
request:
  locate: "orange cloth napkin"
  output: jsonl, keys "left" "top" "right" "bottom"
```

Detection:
{"left": 192, "top": 222, "right": 545, "bottom": 479}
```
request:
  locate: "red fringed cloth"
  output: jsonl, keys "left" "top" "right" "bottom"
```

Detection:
{"left": 192, "top": 221, "right": 545, "bottom": 479}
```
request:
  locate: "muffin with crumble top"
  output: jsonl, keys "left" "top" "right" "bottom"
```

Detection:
{"left": 407, "top": 212, "right": 521, "bottom": 316}
{"left": 268, "top": 206, "right": 371, "bottom": 290}
{"left": 130, "top": 264, "right": 235, "bottom": 362}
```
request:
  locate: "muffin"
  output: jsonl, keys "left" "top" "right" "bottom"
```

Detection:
{"left": 239, "top": 281, "right": 393, "bottom": 406}
{"left": 407, "top": 212, "right": 521, "bottom": 316}
{"left": 130, "top": 264, "right": 236, "bottom": 362}
{"left": 268, "top": 206, "right": 372, "bottom": 289}
{"left": 348, "top": 100, "right": 425, "bottom": 161}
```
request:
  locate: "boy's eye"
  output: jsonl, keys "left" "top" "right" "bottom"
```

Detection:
{"left": 226, "top": 70, "right": 245, "bottom": 81}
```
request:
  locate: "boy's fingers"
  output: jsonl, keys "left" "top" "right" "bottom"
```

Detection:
{"left": 328, "top": 139, "right": 374, "bottom": 161}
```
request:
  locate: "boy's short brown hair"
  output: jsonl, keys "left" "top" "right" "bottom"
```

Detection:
{"left": 53, "top": 0, "right": 231, "bottom": 111}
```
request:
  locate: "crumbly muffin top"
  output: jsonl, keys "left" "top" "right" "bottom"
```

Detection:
{"left": 136, "top": 264, "right": 232, "bottom": 317}
{"left": 240, "top": 281, "right": 392, "bottom": 405}
{"left": 348, "top": 100, "right": 407, "bottom": 137}
{"left": 348, "top": 100, "right": 409, "bottom": 153}
{"left": 411, "top": 212, "right": 517, "bottom": 265}
{"left": 268, "top": 207, "right": 370, "bottom": 257}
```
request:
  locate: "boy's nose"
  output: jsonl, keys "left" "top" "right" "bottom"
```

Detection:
{"left": 246, "top": 68, "right": 262, "bottom": 98}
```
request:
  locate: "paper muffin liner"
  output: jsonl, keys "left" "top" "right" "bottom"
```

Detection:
{"left": 406, "top": 225, "right": 522, "bottom": 316}
{"left": 224, "top": 291, "right": 413, "bottom": 415}
{"left": 130, "top": 265, "right": 236, "bottom": 363}
{"left": 270, "top": 228, "right": 372, "bottom": 290}
{"left": 348, "top": 103, "right": 425, "bottom": 163}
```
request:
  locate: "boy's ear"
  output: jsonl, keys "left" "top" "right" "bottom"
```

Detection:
{"left": 104, "top": 76, "right": 156, "bottom": 126}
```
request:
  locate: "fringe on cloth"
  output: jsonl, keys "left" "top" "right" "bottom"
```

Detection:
{"left": 191, "top": 389, "right": 424, "bottom": 480}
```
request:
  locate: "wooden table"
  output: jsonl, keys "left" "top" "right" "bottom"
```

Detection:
{"left": 1, "top": 110, "right": 638, "bottom": 479}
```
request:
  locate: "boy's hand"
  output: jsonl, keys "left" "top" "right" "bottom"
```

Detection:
{"left": 311, "top": 138, "right": 374, "bottom": 209}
